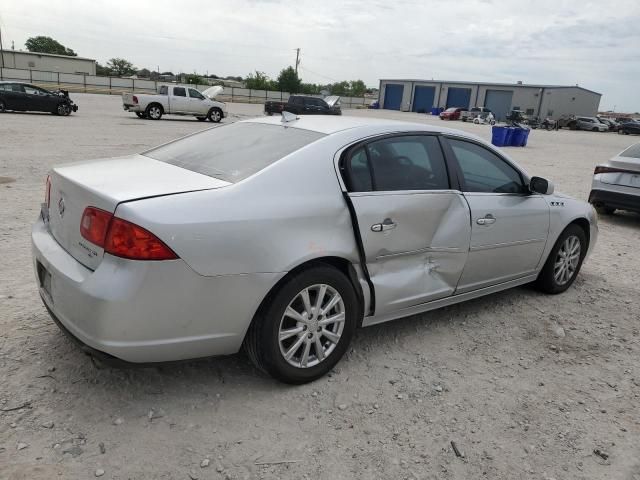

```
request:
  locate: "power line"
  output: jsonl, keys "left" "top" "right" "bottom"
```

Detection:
{"left": 298, "top": 65, "right": 340, "bottom": 83}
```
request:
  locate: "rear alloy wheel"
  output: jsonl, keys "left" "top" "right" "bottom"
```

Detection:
{"left": 244, "top": 266, "right": 358, "bottom": 384}
{"left": 146, "top": 104, "right": 163, "bottom": 120}
{"left": 535, "top": 224, "right": 586, "bottom": 294}
{"left": 208, "top": 108, "right": 222, "bottom": 123}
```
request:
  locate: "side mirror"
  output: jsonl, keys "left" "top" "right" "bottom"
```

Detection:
{"left": 529, "top": 176, "right": 554, "bottom": 195}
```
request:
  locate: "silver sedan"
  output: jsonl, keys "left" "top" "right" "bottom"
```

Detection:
{"left": 32, "top": 115, "right": 598, "bottom": 383}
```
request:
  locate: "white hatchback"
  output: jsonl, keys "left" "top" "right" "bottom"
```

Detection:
{"left": 589, "top": 143, "right": 640, "bottom": 214}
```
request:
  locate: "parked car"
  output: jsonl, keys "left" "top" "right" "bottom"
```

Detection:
{"left": 574, "top": 117, "right": 609, "bottom": 132}
{"left": 264, "top": 95, "right": 341, "bottom": 116}
{"left": 0, "top": 81, "right": 78, "bottom": 115}
{"left": 122, "top": 85, "right": 227, "bottom": 122}
{"left": 618, "top": 120, "right": 640, "bottom": 135}
{"left": 33, "top": 116, "right": 597, "bottom": 384}
{"left": 597, "top": 117, "right": 618, "bottom": 131}
{"left": 439, "top": 107, "right": 465, "bottom": 120}
{"left": 589, "top": 142, "right": 640, "bottom": 215}
{"left": 461, "top": 107, "right": 492, "bottom": 122}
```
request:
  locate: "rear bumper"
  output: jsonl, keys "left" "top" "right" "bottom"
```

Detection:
{"left": 32, "top": 216, "right": 282, "bottom": 363}
{"left": 123, "top": 104, "right": 143, "bottom": 112}
{"left": 589, "top": 188, "right": 640, "bottom": 213}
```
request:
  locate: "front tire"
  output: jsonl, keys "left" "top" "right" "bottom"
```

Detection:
{"left": 0, "top": 100, "right": 6, "bottom": 113}
{"left": 244, "top": 266, "right": 358, "bottom": 384}
{"left": 535, "top": 224, "right": 587, "bottom": 294}
{"left": 208, "top": 107, "right": 223, "bottom": 123}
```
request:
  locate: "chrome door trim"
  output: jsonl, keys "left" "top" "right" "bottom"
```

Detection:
{"left": 348, "top": 189, "right": 461, "bottom": 198}
{"left": 469, "top": 238, "right": 547, "bottom": 252}
{"left": 362, "top": 274, "right": 538, "bottom": 327}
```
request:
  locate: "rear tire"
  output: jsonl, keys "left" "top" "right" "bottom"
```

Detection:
{"left": 145, "top": 104, "right": 163, "bottom": 120}
{"left": 0, "top": 100, "right": 6, "bottom": 113}
{"left": 207, "top": 107, "right": 223, "bottom": 123}
{"left": 535, "top": 224, "right": 587, "bottom": 294}
{"left": 244, "top": 266, "right": 358, "bottom": 384}
{"left": 592, "top": 127, "right": 598, "bottom": 132}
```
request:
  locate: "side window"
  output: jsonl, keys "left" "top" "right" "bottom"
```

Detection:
{"left": 346, "top": 147, "right": 373, "bottom": 192}
{"left": 159, "top": 85, "right": 168, "bottom": 95}
{"left": 173, "top": 87, "right": 186, "bottom": 97}
{"left": 12, "top": 84, "right": 25, "bottom": 92}
{"left": 366, "top": 136, "right": 450, "bottom": 191}
{"left": 24, "top": 86, "right": 38, "bottom": 95}
{"left": 448, "top": 139, "right": 525, "bottom": 194}
{"left": 291, "top": 96, "right": 303, "bottom": 105}
{"left": 188, "top": 88, "right": 204, "bottom": 99}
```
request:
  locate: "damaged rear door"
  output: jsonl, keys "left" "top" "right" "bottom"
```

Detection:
{"left": 342, "top": 134, "right": 471, "bottom": 316}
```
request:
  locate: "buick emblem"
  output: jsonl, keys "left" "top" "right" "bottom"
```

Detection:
{"left": 58, "top": 197, "right": 65, "bottom": 218}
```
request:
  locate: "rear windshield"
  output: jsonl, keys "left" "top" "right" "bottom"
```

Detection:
{"left": 143, "top": 123, "right": 325, "bottom": 183}
{"left": 620, "top": 143, "right": 640, "bottom": 159}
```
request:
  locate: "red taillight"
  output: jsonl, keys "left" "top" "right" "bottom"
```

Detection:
{"left": 132, "top": 95, "right": 138, "bottom": 104}
{"left": 104, "top": 217, "right": 177, "bottom": 261}
{"left": 45, "top": 175, "right": 51, "bottom": 207}
{"left": 594, "top": 165, "right": 637, "bottom": 175}
{"left": 80, "top": 207, "right": 113, "bottom": 247}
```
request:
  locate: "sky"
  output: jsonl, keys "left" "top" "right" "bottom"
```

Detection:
{"left": 1, "top": 0, "right": 639, "bottom": 111}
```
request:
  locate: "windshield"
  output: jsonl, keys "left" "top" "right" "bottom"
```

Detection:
{"left": 144, "top": 123, "right": 325, "bottom": 183}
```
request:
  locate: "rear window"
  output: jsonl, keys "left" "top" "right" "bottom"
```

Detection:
{"left": 620, "top": 143, "right": 640, "bottom": 159}
{"left": 143, "top": 123, "right": 325, "bottom": 183}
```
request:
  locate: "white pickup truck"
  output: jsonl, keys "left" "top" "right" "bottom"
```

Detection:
{"left": 122, "top": 85, "right": 227, "bottom": 122}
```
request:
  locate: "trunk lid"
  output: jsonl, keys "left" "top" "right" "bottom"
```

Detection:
{"left": 46, "top": 154, "right": 230, "bottom": 270}
{"left": 600, "top": 153, "right": 640, "bottom": 189}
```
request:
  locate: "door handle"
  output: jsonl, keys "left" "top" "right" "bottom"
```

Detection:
{"left": 476, "top": 214, "right": 496, "bottom": 226}
{"left": 371, "top": 218, "right": 397, "bottom": 232}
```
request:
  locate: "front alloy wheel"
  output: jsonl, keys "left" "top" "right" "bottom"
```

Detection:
{"left": 535, "top": 224, "right": 586, "bottom": 294}
{"left": 553, "top": 235, "right": 581, "bottom": 286}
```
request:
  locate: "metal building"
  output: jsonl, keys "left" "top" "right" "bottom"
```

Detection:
{"left": 0, "top": 50, "right": 96, "bottom": 75}
{"left": 378, "top": 79, "right": 601, "bottom": 121}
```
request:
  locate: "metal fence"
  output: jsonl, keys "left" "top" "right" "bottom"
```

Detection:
{"left": 0, "top": 67, "right": 373, "bottom": 109}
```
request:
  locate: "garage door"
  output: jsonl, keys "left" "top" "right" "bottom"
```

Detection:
{"left": 445, "top": 87, "right": 471, "bottom": 109}
{"left": 383, "top": 84, "right": 404, "bottom": 110}
{"left": 412, "top": 86, "right": 435, "bottom": 113}
{"left": 484, "top": 90, "right": 513, "bottom": 121}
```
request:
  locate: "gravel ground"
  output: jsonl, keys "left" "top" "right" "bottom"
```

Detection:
{"left": 1, "top": 94, "right": 639, "bottom": 479}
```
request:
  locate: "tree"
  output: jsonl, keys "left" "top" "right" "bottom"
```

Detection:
{"left": 277, "top": 66, "right": 301, "bottom": 93}
{"left": 245, "top": 71, "right": 272, "bottom": 90}
{"left": 95, "top": 63, "right": 110, "bottom": 76}
{"left": 349, "top": 80, "right": 367, "bottom": 97}
{"left": 25, "top": 36, "right": 77, "bottom": 56}
{"left": 106, "top": 58, "right": 136, "bottom": 77}
{"left": 185, "top": 74, "right": 204, "bottom": 85}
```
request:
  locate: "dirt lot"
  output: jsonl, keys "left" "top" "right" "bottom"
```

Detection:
{"left": 1, "top": 94, "right": 639, "bottom": 480}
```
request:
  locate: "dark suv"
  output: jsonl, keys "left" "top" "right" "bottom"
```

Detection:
{"left": 265, "top": 95, "right": 341, "bottom": 116}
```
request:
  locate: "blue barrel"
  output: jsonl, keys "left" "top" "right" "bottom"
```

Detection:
{"left": 512, "top": 128, "right": 527, "bottom": 146}
{"left": 521, "top": 128, "right": 530, "bottom": 147}
{"left": 430, "top": 107, "right": 440, "bottom": 115}
{"left": 504, "top": 127, "right": 515, "bottom": 146}
{"left": 491, "top": 126, "right": 508, "bottom": 147}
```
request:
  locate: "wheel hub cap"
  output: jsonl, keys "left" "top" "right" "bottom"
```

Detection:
{"left": 278, "top": 284, "right": 346, "bottom": 369}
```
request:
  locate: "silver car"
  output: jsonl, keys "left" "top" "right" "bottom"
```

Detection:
{"left": 589, "top": 142, "right": 640, "bottom": 214}
{"left": 576, "top": 117, "right": 609, "bottom": 132}
{"left": 32, "top": 116, "right": 598, "bottom": 383}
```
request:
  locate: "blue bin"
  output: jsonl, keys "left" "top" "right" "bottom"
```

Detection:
{"left": 491, "top": 126, "right": 508, "bottom": 146}
{"left": 430, "top": 107, "right": 440, "bottom": 116}
{"left": 522, "top": 128, "right": 530, "bottom": 147}
{"left": 512, "top": 128, "right": 527, "bottom": 147}
{"left": 504, "top": 127, "right": 515, "bottom": 146}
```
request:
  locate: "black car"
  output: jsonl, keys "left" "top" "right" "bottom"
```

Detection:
{"left": 618, "top": 120, "right": 640, "bottom": 135}
{"left": 0, "top": 81, "right": 78, "bottom": 115}
{"left": 264, "top": 95, "right": 341, "bottom": 116}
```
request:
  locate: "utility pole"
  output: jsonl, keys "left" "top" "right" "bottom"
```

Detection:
{"left": 294, "top": 48, "right": 300, "bottom": 75}
{"left": 0, "top": 24, "right": 5, "bottom": 69}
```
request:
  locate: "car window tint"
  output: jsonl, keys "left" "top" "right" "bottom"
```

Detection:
{"left": 159, "top": 85, "right": 168, "bottom": 95}
{"left": 620, "top": 143, "right": 640, "bottom": 159}
{"left": 366, "top": 136, "right": 449, "bottom": 191}
{"left": 449, "top": 139, "right": 525, "bottom": 194}
{"left": 347, "top": 147, "right": 373, "bottom": 192}
{"left": 144, "top": 123, "right": 325, "bottom": 183}
{"left": 291, "top": 97, "right": 303, "bottom": 105}
{"left": 173, "top": 87, "right": 186, "bottom": 97}
{"left": 189, "top": 88, "right": 204, "bottom": 99}
{"left": 24, "top": 86, "right": 41, "bottom": 95}
{"left": 11, "top": 84, "right": 24, "bottom": 92}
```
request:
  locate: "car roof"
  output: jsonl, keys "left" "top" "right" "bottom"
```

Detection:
{"left": 243, "top": 115, "right": 452, "bottom": 136}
